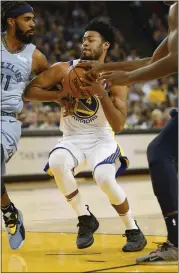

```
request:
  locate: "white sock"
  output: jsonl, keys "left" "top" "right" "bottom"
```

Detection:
{"left": 120, "top": 209, "right": 138, "bottom": 230}
{"left": 68, "top": 193, "right": 90, "bottom": 217}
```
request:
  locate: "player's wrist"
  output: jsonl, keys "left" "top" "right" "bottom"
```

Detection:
{"left": 98, "top": 92, "right": 109, "bottom": 101}
{"left": 53, "top": 90, "right": 64, "bottom": 102}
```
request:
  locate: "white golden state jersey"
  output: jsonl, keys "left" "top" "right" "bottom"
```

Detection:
{"left": 1, "top": 34, "right": 36, "bottom": 113}
{"left": 60, "top": 59, "right": 113, "bottom": 137}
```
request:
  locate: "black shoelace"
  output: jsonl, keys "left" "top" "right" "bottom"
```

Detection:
{"left": 122, "top": 229, "right": 140, "bottom": 242}
{"left": 151, "top": 242, "right": 170, "bottom": 254}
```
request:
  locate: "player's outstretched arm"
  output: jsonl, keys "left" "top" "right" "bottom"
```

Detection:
{"left": 77, "top": 37, "right": 169, "bottom": 76}
{"left": 122, "top": 33, "right": 177, "bottom": 84}
{"left": 77, "top": 57, "right": 151, "bottom": 73}
{"left": 77, "top": 36, "right": 169, "bottom": 84}
{"left": 126, "top": 51, "right": 177, "bottom": 84}
{"left": 98, "top": 34, "right": 177, "bottom": 87}
{"left": 24, "top": 63, "right": 68, "bottom": 103}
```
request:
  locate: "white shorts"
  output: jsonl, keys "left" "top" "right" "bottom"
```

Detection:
{"left": 44, "top": 134, "right": 129, "bottom": 178}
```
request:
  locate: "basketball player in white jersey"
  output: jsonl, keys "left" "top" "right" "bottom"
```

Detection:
{"left": 25, "top": 18, "right": 147, "bottom": 251}
{"left": 78, "top": 2, "right": 178, "bottom": 263}
{"left": 1, "top": 1, "right": 62, "bottom": 250}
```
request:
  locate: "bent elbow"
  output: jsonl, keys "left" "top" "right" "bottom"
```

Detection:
{"left": 112, "top": 124, "right": 124, "bottom": 133}
{"left": 174, "top": 59, "right": 178, "bottom": 72}
{"left": 170, "top": 53, "right": 178, "bottom": 73}
{"left": 23, "top": 88, "right": 31, "bottom": 101}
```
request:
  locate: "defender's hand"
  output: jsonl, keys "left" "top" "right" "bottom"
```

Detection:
{"left": 97, "top": 71, "right": 131, "bottom": 88}
{"left": 76, "top": 61, "right": 106, "bottom": 82}
{"left": 80, "top": 77, "right": 108, "bottom": 98}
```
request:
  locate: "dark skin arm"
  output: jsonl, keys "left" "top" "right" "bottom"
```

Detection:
{"left": 76, "top": 37, "right": 168, "bottom": 75}
{"left": 22, "top": 49, "right": 49, "bottom": 102}
{"left": 77, "top": 57, "right": 151, "bottom": 73}
{"left": 32, "top": 48, "right": 49, "bottom": 75}
{"left": 24, "top": 62, "right": 69, "bottom": 102}
{"left": 127, "top": 50, "right": 177, "bottom": 83}
{"left": 98, "top": 3, "right": 178, "bottom": 86}
{"left": 97, "top": 33, "right": 177, "bottom": 86}
{"left": 99, "top": 86, "right": 128, "bottom": 133}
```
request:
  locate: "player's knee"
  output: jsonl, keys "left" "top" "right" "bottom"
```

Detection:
{"left": 94, "top": 164, "right": 115, "bottom": 190}
{"left": 94, "top": 164, "right": 126, "bottom": 205}
{"left": 49, "top": 149, "right": 73, "bottom": 173}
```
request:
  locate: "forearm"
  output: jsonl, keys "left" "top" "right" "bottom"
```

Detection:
{"left": 99, "top": 95, "right": 126, "bottom": 132}
{"left": 23, "top": 86, "right": 61, "bottom": 102}
{"left": 126, "top": 53, "right": 178, "bottom": 84}
{"left": 103, "top": 57, "right": 151, "bottom": 72}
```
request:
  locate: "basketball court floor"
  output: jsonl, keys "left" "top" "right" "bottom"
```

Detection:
{"left": 2, "top": 175, "right": 178, "bottom": 272}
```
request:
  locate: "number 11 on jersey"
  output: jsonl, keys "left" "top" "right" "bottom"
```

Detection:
{"left": 1, "top": 74, "right": 12, "bottom": 91}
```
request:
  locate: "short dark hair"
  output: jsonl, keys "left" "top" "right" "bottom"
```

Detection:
{"left": 1, "top": 1, "right": 27, "bottom": 32}
{"left": 85, "top": 17, "right": 116, "bottom": 50}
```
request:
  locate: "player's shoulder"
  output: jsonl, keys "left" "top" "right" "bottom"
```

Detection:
{"left": 110, "top": 85, "right": 128, "bottom": 101}
{"left": 32, "top": 47, "right": 44, "bottom": 59}
{"left": 50, "top": 61, "right": 69, "bottom": 72}
{"left": 25, "top": 42, "right": 36, "bottom": 52}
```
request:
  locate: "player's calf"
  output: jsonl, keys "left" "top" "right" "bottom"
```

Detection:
{"left": 147, "top": 123, "right": 178, "bottom": 248}
{"left": 94, "top": 164, "right": 147, "bottom": 251}
{"left": 65, "top": 191, "right": 99, "bottom": 249}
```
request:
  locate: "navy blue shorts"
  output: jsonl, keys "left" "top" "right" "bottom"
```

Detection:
{"left": 147, "top": 109, "right": 178, "bottom": 163}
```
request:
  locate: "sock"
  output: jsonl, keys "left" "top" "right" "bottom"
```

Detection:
{"left": 1, "top": 202, "right": 17, "bottom": 217}
{"left": 165, "top": 213, "right": 178, "bottom": 247}
{"left": 120, "top": 209, "right": 138, "bottom": 230}
{"left": 67, "top": 193, "right": 90, "bottom": 217}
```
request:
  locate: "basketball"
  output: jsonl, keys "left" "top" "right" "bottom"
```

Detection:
{"left": 63, "top": 66, "right": 97, "bottom": 99}
{"left": 66, "top": 66, "right": 90, "bottom": 98}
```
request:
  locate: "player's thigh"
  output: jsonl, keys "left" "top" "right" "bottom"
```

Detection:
{"left": 88, "top": 137, "right": 129, "bottom": 178}
{"left": 50, "top": 140, "right": 85, "bottom": 169}
{"left": 88, "top": 138, "right": 118, "bottom": 170}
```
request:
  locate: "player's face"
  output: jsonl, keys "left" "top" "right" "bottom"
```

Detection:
{"left": 81, "top": 31, "right": 104, "bottom": 60}
{"left": 14, "top": 12, "right": 36, "bottom": 43}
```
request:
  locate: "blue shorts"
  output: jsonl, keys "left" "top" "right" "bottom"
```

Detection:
{"left": 148, "top": 108, "right": 178, "bottom": 163}
{"left": 1, "top": 116, "right": 21, "bottom": 175}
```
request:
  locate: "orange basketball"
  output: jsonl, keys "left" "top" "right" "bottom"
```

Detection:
{"left": 67, "top": 66, "right": 89, "bottom": 98}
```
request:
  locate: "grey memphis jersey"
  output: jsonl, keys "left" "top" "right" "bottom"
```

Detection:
{"left": 1, "top": 39, "right": 36, "bottom": 113}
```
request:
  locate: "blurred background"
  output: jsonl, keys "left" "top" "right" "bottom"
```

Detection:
{"left": 19, "top": 0, "right": 178, "bottom": 131}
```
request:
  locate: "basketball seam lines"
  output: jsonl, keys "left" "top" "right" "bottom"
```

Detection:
{"left": 73, "top": 66, "right": 89, "bottom": 96}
